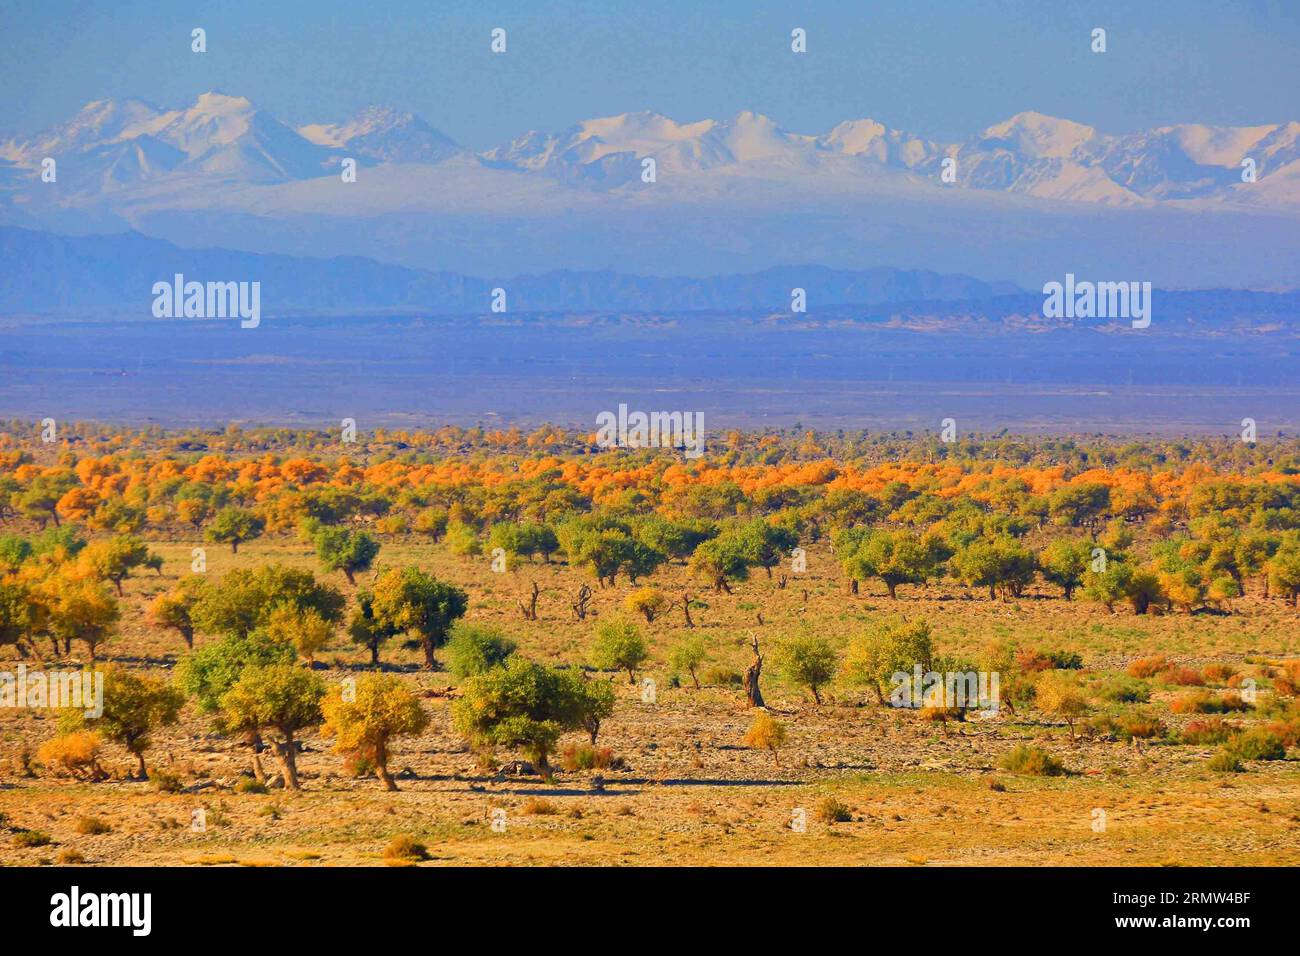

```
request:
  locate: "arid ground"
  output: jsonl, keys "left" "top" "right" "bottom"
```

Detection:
{"left": 4, "top": 534, "right": 1298, "bottom": 867}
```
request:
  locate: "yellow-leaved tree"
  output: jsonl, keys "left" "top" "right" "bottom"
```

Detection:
{"left": 321, "top": 674, "right": 428, "bottom": 791}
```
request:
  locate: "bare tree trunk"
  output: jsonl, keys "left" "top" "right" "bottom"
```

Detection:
{"left": 532, "top": 750, "right": 553, "bottom": 782}
{"left": 276, "top": 733, "right": 300, "bottom": 790}
{"left": 743, "top": 636, "right": 765, "bottom": 709}
{"left": 681, "top": 591, "right": 695, "bottom": 628}
{"left": 518, "top": 581, "right": 540, "bottom": 620}
{"left": 375, "top": 742, "right": 398, "bottom": 791}
{"left": 571, "top": 584, "right": 592, "bottom": 620}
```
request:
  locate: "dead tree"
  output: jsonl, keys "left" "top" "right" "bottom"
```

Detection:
{"left": 518, "top": 581, "right": 540, "bottom": 621}
{"left": 680, "top": 590, "right": 695, "bottom": 628}
{"left": 571, "top": 584, "right": 593, "bottom": 621}
{"left": 777, "top": 574, "right": 788, "bottom": 590}
{"left": 743, "top": 635, "right": 765, "bottom": 709}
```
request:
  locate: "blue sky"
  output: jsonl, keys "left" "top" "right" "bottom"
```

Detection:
{"left": 2, "top": 0, "right": 1297, "bottom": 146}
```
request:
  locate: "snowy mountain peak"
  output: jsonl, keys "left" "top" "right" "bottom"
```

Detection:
{"left": 192, "top": 91, "right": 254, "bottom": 112}
{"left": 297, "top": 105, "right": 459, "bottom": 163}
{"left": 978, "top": 111, "right": 1097, "bottom": 158}
{"left": 2, "top": 97, "right": 161, "bottom": 159}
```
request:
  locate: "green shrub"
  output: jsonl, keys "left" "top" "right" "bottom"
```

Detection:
{"left": 13, "top": 829, "right": 52, "bottom": 848}
{"left": 997, "top": 744, "right": 1066, "bottom": 777}
{"left": 1228, "top": 728, "right": 1286, "bottom": 761}
{"left": 1171, "top": 690, "right": 1249, "bottom": 715}
{"left": 384, "top": 835, "right": 429, "bottom": 861}
{"left": 1085, "top": 709, "right": 1167, "bottom": 741}
{"left": 773, "top": 630, "right": 839, "bottom": 705}
{"left": 1086, "top": 713, "right": 1121, "bottom": 738}
{"left": 700, "top": 666, "right": 743, "bottom": 686}
{"left": 151, "top": 770, "right": 183, "bottom": 793}
{"left": 1207, "top": 749, "right": 1243, "bottom": 773}
{"left": 815, "top": 797, "right": 853, "bottom": 824}
{"left": 1116, "top": 710, "right": 1167, "bottom": 740}
{"left": 590, "top": 618, "right": 649, "bottom": 684}
{"left": 444, "top": 622, "right": 517, "bottom": 680}
{"left": 451, "top": 658, "right": 595, "bottom": 779}
{"left": 668, "top": 635, "right": 709, "bottom": 689}
{"left": 1096, "top": 675, "right": 1151, "bottom": 704}
{"left": 560, "top": 743, "right": 614, "bottom": 771}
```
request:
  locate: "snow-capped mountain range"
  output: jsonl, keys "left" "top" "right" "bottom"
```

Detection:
{"left": 2, "top": 92, "right": 1298, "bottom": 288}
{"left": 3, "top": 91, "right": 1297, "bottom": 204}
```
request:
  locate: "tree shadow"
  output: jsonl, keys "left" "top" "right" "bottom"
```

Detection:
{"left": 489, "top": 786, "right": 642, "bottom": 797}
{"left": 102, "top": 654, "right": 177, "bottom": 668}
{"left": 619, "top": 776, "right": 804, "bottom": 787}
{"left": 398, "top": 770, "right": 802, "bottom": 791}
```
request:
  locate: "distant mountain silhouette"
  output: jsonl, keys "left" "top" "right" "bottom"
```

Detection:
{"left": 0, "top": 226, "right": 1022, "bottom": 316}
